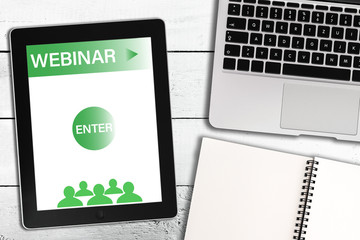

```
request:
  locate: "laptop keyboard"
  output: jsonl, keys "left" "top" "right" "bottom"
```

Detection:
{"left": 223, "top": 0, "right": 360, "bottom": 82}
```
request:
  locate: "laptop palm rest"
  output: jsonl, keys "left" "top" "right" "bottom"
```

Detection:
{"left": 280, "top": 83, "right": 360, "bottom": 135}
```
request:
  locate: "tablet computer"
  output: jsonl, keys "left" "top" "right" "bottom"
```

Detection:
{"left": 10, "top": 19, "right": 177, "bottom": 229}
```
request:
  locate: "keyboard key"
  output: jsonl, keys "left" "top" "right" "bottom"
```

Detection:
{"left": 265, "top": 62, "right": 281, "bottom": 74}
{"left": 326, "top": 13, "right": 338, "bottom": 25}
{"left": 226, "top": 31, "right": 249, "bottom": 43}
{"left": 256, "top": 47, "right": 268, "bottom": 59}
{"left": 340, "top": 55, "right": 352, "bottom": 67}
{"left": 272, "top": 1, "right": 285, "bottom": 6}
{"left": 301, "top": 4, "right": 314, "bottom": 9}
{"left": 283, "top": 64, "right": 350, "bottom": 80}
{"left": 242, "top": 5, "right": 255, "bottom": 17}
{"left": 264, "top": 34, "right": 276, "bottom": 46}
{"left": 354, "top": 57, "right": 360, "bottom": 68}
{"left": 290, "top": 23, "right": 302, "bottom": 35}
{"left": 270, "top": 7, "right": 282, "bottom": 19}
{"left": 326, "top": 54, "right": 338, "bottom": 66}
{"left": 312, "top": 52, "right": 324, "bottom": 64}
{"left": 331, "top": 27, "right": 344, "bottom": 39}
{"left": 284, "top": 50, "right": 296, "bottom": 62}
{"left": 250, "top": 33, "right": 263, "bottom": 44}
{"left": 317, "top": 26, "right": 330, "bottom": 38}
{"left": 244, "top": 0, "right": 256, "bottom": 3}
{"left": 284, "top": 9, "right": 296, "bottom": 21}
{"left": 352, "top": 70, "right": 360, "bottom": 81}
{"left": 330, "top": 7, "right": 342, "bottom": 12}
{"left": 256, "top": 6, "right": 269, "bottom": 18}
{"left": 227, "top": 17, "right": 246, "bottom": 29}
{"left": 258, "top": 0, "right": 270, "bottom": 5}
{"left": 292, "top": 37, "right": 304, "bottom": 49}
{"left": 278, "top": 35, "right": 290, "bottom": 47}
{"left": 304, "top": 24, "right": 316, "bottom": 36}
{"left": 320, "top": 40, "right": 332, "bottom": 52}
{"left": 223, "top": 58, "right": 236, "bottom": 70}
{"left": 276, "top": 22, "right": 288, "bottom": 33}
{"left": 298, "top": 51, "right": 310, "bottom": 63}
{"left": 334, "top": 41, "right": 346, "bottom": 53}
{"left": 345, "top": 8, "right": 357, "bottom": 13}
{"left": 345, "top": 29, "right": 358, "bottom": 40}
{"left": 270, "top": 48, "right": 282, "bottom": 60}
{"left": 298, "top": 10, "right": 310, "bottom": 22}
{"left": 251, "top": 60, "right": 264, "bottom": 72}
{"left": 316, "top": 5, "right": 328, "bottom": 10}
{"left": 354, "top": 16, "right": 360, "bottom": 27}
{"left": 248, "top": 19, "right": 261, "bottom": 31}
{"left": 312, "top": 12, "right": 324, "bottom": 23}
{"left": 224, "top": 44, "right": 240, "bottom": 56}
{"left": 306, "top": 38, "right": 318, "bottom": 50}
{"left": 242, "top": 46, "right": 255, "bottom": 57}
{"left": 237, "top": 59, "right": 250, "bottom": 71}
{"left": 287, "top": 2, "right": 299, "bottom": 8}
{"left": 340, "top": 14, "right": 352, "bottom": 26}
{"left": 262, "top": 20, "right": 274, "bottom": 32}
{"left": 348, "top": 42, "right": 360, "bottom": 54}
{"left": 228, "top": 4, "right": 241, "bottom": 15}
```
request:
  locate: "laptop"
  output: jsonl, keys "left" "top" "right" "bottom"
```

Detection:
{"left": 210, "top": 0, "right": 360, "bottom": 141}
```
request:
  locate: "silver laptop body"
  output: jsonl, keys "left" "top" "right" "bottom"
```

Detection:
{"left": 210, "top": 0, "right": 360, "bottom": 141}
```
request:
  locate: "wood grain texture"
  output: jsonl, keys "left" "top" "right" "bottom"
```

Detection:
{"left": 0, "top": 0, "right": 218, "bottom": 51}
{"left": 3, "top": 1, "right": 360, "bottom": 239}
{"left": 0, "top": 52, "right": 212, "bottom": 118}
{"left": 168, "top": 52, "right": 213, "bottom": 118}
{"left": 0, "top": 54, "right": 13, "bottom": 118}
{"left": 0, "top": 186, "right": 192, "bottom": 240}
{"left": 0, "top": 120, "right": 17, "bottom": 185}
{"left": 2, "top": 119, "right": 360, "bottom": 186}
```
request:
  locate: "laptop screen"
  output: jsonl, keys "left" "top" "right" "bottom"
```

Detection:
{"left": 25, "top": 37, "right": 163, "bottom": 210}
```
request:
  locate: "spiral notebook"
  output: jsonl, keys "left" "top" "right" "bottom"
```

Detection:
{"left": 185, "top": 138, "right": 360, "bottom": 240}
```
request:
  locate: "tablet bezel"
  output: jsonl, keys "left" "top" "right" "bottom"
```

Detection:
{"left": 10, "top": 19, "right": 177, "bottom": 229}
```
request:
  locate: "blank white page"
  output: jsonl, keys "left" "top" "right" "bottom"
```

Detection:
{"left": 185, "top": 138, "right": 311, "bottom": 240}
{"left": 305, "top": 157, "right": 360, "bottom": 240}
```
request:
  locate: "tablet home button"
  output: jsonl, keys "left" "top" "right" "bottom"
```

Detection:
{"left": 96, "top": 210, "right": 104, "bottom": 219}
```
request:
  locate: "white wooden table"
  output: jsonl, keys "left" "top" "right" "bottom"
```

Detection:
{"left": 1, "top": 1, "right": 360, "bottom": 239}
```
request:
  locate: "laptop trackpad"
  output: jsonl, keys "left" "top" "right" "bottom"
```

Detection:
{"left": 281, "top": 83, "right": 360, "bottom": 135}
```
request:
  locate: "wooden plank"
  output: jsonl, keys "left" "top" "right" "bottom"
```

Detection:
{"left": 173, "top": 119, "right": 360, "bottom": 184}
{"left": 0, "top": 120, "right": 17, "bottom": 185}
{"left": 168, "top": 53, "right": 211, "bottom": 118}
{"left": 2, "top": 119, "right": 360, "bottom": 186}
{"left": 0, "top": 186, "right": 192, "bottom": 239}
{"left": 0, "top": 0, "right": 217, "bottom": 51}
{"left": 0, "top": 54, "right": 13, "bottom": 118}
{"left": 0, "top": 52, "right": 212, "bottom": 118}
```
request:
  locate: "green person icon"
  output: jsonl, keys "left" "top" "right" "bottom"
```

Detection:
{"left": 58, "top": 186, "right": 83, "bottom": 208}
{"left": 87, "top": 184, "right": 113, "bottom": 206}
{"left": 117, "top": 182, "right": 142, "bottom": 203}
{"left": 75, "top": 181, "right": 93, "bottom": 197}
{"left": 105, "top": 179, "right": 123, "bottom": 195}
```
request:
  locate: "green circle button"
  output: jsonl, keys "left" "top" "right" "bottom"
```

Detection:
{"left": 72, "top": 107, "right": 115, "bottom": 150}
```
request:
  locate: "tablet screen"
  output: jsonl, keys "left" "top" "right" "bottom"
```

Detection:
{"left": 26, "top": 37, "right": 162, "bottom": 210}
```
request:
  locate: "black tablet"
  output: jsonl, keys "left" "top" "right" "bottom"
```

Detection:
{"left": 10, "top": 19, "right": 177, "bottom": 229}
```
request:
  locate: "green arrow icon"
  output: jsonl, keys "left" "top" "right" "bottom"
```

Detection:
{"left": 126, "top": 49, "right": 138, "bottom": 61}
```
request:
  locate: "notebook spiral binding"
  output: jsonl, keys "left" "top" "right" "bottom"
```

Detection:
{"left": 293, "top": 160, "right": 319, "bottom": 240}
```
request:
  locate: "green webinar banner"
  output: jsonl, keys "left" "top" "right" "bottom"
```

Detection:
{"left": 26, "top": 38, "right": 152, "bottom": 77}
